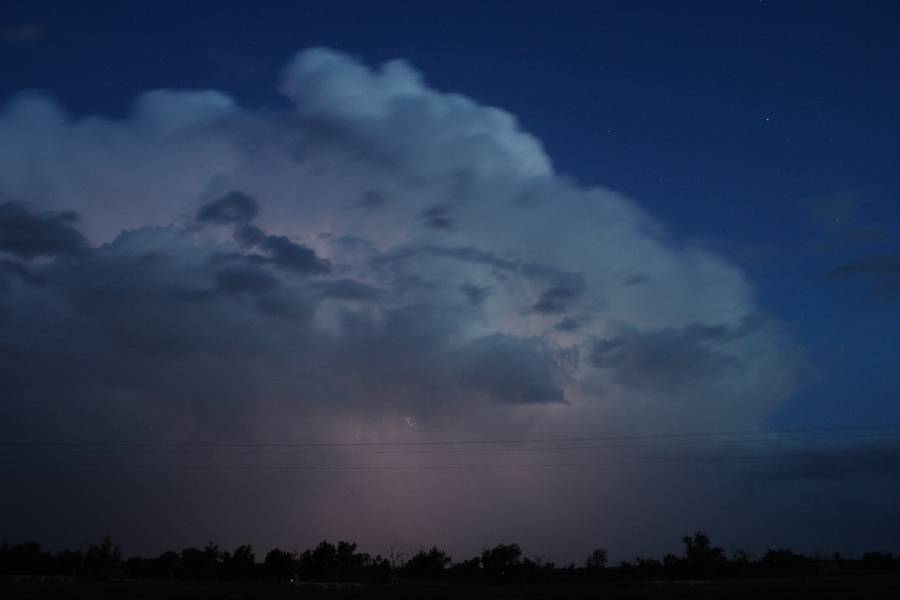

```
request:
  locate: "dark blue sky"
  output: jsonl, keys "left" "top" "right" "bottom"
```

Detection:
{"left": 4, "top": 0, "right": 896, "bottom": 427}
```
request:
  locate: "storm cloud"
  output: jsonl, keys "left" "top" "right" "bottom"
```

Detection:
{"left": 0, "top": 48, "right": 813, "bottom": 560}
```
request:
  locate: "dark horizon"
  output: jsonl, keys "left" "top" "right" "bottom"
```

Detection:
{"left": 4, "top": 530, "right": 899, "bottom": 579}
{"left": 5, "top": 423, "right": 900, "bottom": 564}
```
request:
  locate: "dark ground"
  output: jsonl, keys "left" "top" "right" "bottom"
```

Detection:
{"left": 5, "top": 575, "right": 900, "bottom": 600}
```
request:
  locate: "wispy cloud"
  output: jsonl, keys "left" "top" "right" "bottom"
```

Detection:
{"left": 827, "top": 254, "right": 900, "bottom": 302}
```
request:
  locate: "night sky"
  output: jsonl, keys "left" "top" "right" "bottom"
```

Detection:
{"left": 1, "top": 1, "right": 899, "bottom": 563}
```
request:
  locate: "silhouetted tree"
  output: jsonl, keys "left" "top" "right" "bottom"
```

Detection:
{"left": 264, "top": 548, "right": 296, "bottom": 581}
{"left": 369, "top": 554, "right": 393, "bottom": 582}
{"left": 585, "top": 548, "right": 608, "bottom": 571}
{"left": 404, "top": 547, "right": 451, "bottom": 578}
{"left": 662, "top": 553, "right": 682, "bottom": 569}
{"left": 56, "top": 549, "right": 84, "bottom": 577}
{"left": 180, "top": 543, "right": 221, "bottom": 579}
{"left": 334, "top": 540, "right": 368, "bottom": 577}
{"left": 2, "top": 542, "right": 54, "bottom": 575}
{"left": 480, "top": 543, "right": 522, "bottom": 580}
{"left": 682, "top": 531, "right": 725, "bottom": 577}
{"left": 522, "top": 555, "right": 556, "bottom": 583}
{"left": 635, "top": 556, "right": 664, "bottom": 579}
{"left": 450, "top": 556, "right": 481, "bottom": 579}
{"left": 731, "top": 549, "right": 752, "bottom": 578}
{"left": 124, "top": 551, "right": 177, "bottom": 579}
{"left": 124, "top": 556, "right": 144, "bottom": 578}
{"left": 83, "top": 536, "right": 122, "bottom": 579}
{"left": 762, "top": 548, "right": 811, "bottom": 574}
{"left": 9, "top": 531, "right": 900, "bottom": 585}
{"left": 299, "top": 540, "right": 336, "bottom": 580}
{"left": 221, "top": 544, "right": 255, "bottom": 580}
{"left": 157, "top": 551, "right": 179, "bottom": 579}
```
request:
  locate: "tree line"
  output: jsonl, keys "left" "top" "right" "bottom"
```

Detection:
{"left": 1, "top": 532, "right": 898, "bottom": 582}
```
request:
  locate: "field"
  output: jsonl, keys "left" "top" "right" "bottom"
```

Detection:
{"left": 5, "top": 575, "right": 900, "bottom": 600}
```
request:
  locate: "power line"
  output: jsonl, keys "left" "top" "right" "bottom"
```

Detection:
{"left": 0, "top": 447, "right": 881, "bottom": 472}
{"left": 19, "top": 430, "right": 897, "bottom": 457}
{"left": 2, "top": 424, "right": 899, "bottom": 449}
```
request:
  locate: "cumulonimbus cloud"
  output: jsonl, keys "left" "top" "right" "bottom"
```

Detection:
{"left": 0, "top": 47, "right": 801, "bottom": 440}
{"left": 0, "top": 48, "right": 810, "bottom": 559}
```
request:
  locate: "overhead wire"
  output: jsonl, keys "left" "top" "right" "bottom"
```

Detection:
{"left": 1, "top": 425, "right": 898, "bottom": 472}
{"left": 6, "top": 429, "right": 896, "bottom": 457}
{"left": 2, "top": 423, "right": 899, "bottom": 449}
{"left": 0, "top": 446, "right": 890, "bottom": 471}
